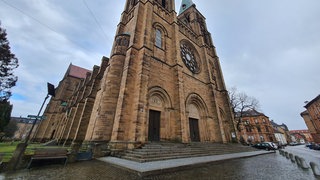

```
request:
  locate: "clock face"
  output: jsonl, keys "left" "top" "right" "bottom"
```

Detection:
{"left": 180, "top": 44, "right": 199, "bottom": 73}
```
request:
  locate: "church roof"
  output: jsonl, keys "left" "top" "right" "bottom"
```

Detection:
{"left": 179, "top": 0, "right": 194, "bottom": 15}
{"left": 67, "top": 64, "right": 91, "bottom": 79}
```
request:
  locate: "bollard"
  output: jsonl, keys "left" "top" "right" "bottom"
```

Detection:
{"left": 282, "top": 151, "right": 286, "bottom": 156}
{"left": 295, "top": 156, "right": 301, "bottom": 166}
{"left": 299, "top": 157, "right": 309, "bottom": 169}
{"left": 289, "top": 153, "right": 295, "bottom": 163}
{"left": 310, "top": 162, "right": 320, "bottom": 177}
{"left": 279, "top": 150, "right": 283, "bottom": 155}
{"left": 285, "top": 152, "right": 289, "bottom": 159}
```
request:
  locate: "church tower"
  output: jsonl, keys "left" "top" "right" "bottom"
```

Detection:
{"left": 85, "top": 0, "right": 236, "bottom": 151}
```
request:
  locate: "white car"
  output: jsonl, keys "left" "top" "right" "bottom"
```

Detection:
{"left": 265, "top": 142, "right": 278, "bottom": 149}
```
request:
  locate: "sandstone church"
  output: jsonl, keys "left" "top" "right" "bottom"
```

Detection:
{"left": 34, "top": 0, "right": 236, "bottom": 154}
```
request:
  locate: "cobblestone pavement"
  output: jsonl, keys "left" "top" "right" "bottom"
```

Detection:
{"left": 0, "top": 153, "right": 317, "bottom": 180}
{"left": 284, "top": 145, "right": 320, "bottom": 164}
{"left": 144, "top": 153, "right": 317, "bottom": 180}
{"left": 1, "top": 160, "right": 140, "bottom": 180}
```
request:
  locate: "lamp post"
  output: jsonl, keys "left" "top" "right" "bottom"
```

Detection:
{"left": 24, "top": 95, "right": 49, "bottom": 144}
{"left": 10, "top": 83, "right": 55, "bottom": 170}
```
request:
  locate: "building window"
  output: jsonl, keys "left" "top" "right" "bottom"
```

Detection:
{"left": 122, "top": 38, "right": 128, "bottom": 46}
{"left": 257, "top": 126, "right": 261, "bottom": 132}
{"left": 244, "top": 120, "right": 250, "bottom": 125}
{"left": 162, "top": 0, "right": 166, "bottom": 8}
{"left": 116, "top": 38, "right": 122, "bottom": 46}
{"left": 255, "top": 119, "right": 258, "bottom": 124}
{"left": 246, "top": 126, "right": 252, "bottom": 132}
{"left": 155, "top": 29, "right": 162, "bottom": 48}
{"left": 247, "top": 136, "right": 254, "bottom": 144}
{"left": 265, "top": 126, "right": 269, "bottom": 132}
{"left": 269, "top": 136, "right": 274, "bottom": 142}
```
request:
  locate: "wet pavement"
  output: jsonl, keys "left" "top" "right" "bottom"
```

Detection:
{"left": 100, "top": 151, "right": 272, "bottom": 175}
{"left": 1, "top": 160, "right": 140, "bottom": 180}
{"left": 284, "top": 145, "right": 320, "bottom": 164}
{"left": 1, "top": 152, "right": 318, "bottom": 180}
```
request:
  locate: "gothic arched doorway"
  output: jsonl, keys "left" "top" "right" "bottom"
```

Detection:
{"left": 147, "top": 86, "right": 172, "bottom": 142}
{"left": 186, "top": 93, "right": 209, "bottom": 142}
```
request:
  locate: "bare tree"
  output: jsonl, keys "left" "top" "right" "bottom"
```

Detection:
{"left": 228, "top": 87, "right": 260, "bottom": 132}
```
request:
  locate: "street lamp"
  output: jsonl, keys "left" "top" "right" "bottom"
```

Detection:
{"left": 10, "top": 82, "right": 55, "bottom": 170}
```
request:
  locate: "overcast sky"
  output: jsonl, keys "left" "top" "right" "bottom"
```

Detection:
{"left": 0, "top": 0, "right": 319, "bottom": 130}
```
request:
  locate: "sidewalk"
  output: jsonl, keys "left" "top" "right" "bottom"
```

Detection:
{"left": 98, "top": 150, "right": 274, "bottom": 177}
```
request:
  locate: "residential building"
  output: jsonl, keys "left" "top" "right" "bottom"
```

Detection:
{"left": 237, "top": 110, "right": 276, "bottom": 144}
{"left": 301, "top": 94, "right": 320, "bottom": 143}
{"left": 289, "top": 130, "right": 313, "bottom": 143}
{"left": 270, "top": 120, "right": 290, "bottom": 145}
{"left": 11, "top": 117, "right": 39, "bottom": 140}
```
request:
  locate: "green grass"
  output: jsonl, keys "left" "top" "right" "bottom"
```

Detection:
{"left": 0, "top": 142, "right": 20, "bottom": 162}
{"left": 0, "top": 142, "right": 69, "bottom": 163}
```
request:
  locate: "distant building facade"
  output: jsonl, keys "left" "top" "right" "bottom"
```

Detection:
{"left": 301, "top": 94, "right": 320, "bottom": 143}
{"left": 289, "top": 130, "right": 313, "bottom": 143}
{"left": 11, "top": 117, "right": 39, "bottom": 140}
{"left": 237, "top": 110, "right": 276, "bottom": 144}
{"left": 34, "top": 0, "right": 236, "bottom": 154}
{"left": 270, "top": 120, "right": 290, "bottom": 145}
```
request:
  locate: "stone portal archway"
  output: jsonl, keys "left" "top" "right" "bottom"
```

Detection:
{"left": 186, "top": 93, "right": 209, "bottom": 142}
{"left": 147, "top": 87, "right": 173, "bottom": 142}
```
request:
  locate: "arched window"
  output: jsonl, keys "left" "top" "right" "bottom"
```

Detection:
{"left": 116, "top": 38, "right": 121, "bottom": 46}
{"left": 122, "top": 38, "right": 128, "bottom": 46}
{"left": 155, "top": 29, "right": 162, "bottom": 48}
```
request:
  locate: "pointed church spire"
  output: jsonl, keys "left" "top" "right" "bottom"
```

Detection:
{"left": 179, "top": 0, "right": 194, "bottom": 15}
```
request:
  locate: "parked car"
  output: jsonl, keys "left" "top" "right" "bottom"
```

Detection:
{"left": 289, "top": 142, "right": 299, "bottom": 146}
{"left": 311, "top": 143, "right": 320, "bottom": 150}
{"left": 264, "top": 142, "right": 278, "bottom": 150}
{"left": 305, "top": 143, "right": 312, "bottom": 148}
{"left": 252, "top": 143, "right": 276, "bottom": 151}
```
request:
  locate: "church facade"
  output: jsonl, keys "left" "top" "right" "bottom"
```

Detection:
{"left": 34, "top": 0, "right": 236, "bottom": 152}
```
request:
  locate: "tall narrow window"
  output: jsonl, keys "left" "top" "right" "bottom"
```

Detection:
{"left": 257, "top": 126, "right": 261, "bottom": 132}
{"left": 162, "top": 0, "right": 166, "bottom": 8}
{"left": 155, "top": 29, "right": 162, "bottom": 48}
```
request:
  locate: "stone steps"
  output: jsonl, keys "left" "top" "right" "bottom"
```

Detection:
{"left": 125, "top": 147, "right": 247, "bottom": 155}
{"left": 118, "top": 142, "right": 257, "bottom": 162}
